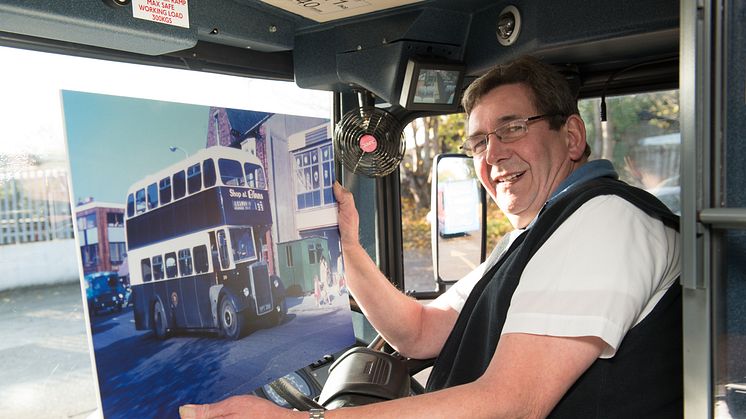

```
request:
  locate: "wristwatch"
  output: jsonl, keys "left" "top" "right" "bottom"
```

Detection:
{"left": 309, "top": 408, "right": 325, "bottom": 418}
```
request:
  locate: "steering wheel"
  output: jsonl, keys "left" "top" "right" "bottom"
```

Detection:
{"left": 366, "top": 334, "right": 431, "bottom": 395}
{"left": 269, "top": 297, "right": 433, "bottom": 410}
{"left": 268, "top": 377, "right": 324, "bottom": 411}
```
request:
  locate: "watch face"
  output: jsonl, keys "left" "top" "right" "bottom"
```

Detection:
{"left": 261, "top": 372, "right": 312, "bottom": 407}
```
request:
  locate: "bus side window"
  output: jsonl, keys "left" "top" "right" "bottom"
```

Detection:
{"left": 127, "top": 193, "right": 135, "bottom": 217}
{"left": 165, "top": 252, "right": 178, "bottom": 278}
{"left": 187, "top": 163, "right": 202, "bottom": 194}
{"left": 141, "top": 258, "right": 152, "bottom": 282}
{"left": 193, "top": 245, "right": 209, "bottom": 274}
{"left": 217, "top": 230, "right": 230, "bottom": 269}
{"left": 173, "top": 170, "right": 186, "bottom": 200}
{"left": 152, "top": 255, "right": 164, "bottom": 280}
{"left": 147, "top": 182, "right": 158, "bottom": 210}
{"left": 218, "top": 159, "right": 245, "bottom": 186}
{"left": 203, "top": 159, "right": 216, "bottom": 188}
{"left": 135, "top": 188, "right": 146, "bottom": 214}
{"left": 178, "top": 248, "right": 193, "bottom": 276}
{"left": 159, "top": 177, "right": 172, "bottom": 204}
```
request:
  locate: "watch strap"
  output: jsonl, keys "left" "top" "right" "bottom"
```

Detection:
{"left": 309, "top": 408, "right": 325, "bottom": 418}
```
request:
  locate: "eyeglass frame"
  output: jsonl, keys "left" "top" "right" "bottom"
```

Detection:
{"left": 460, "top": 114, "right": 563, "bottom": 157}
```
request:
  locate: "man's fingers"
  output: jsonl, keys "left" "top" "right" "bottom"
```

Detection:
{"left": 333, "top": 181, "right": 352, "bottom": 205}
{"left": 179, "top": 404, "right": 209, "bottom": 419}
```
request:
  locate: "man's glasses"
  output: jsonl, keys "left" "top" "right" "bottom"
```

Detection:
{"left": 460, "top": 114, "right": 558, "bottom": 157}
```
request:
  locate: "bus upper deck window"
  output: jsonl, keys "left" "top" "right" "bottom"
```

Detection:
{"left": 141, "top": 258, "right": 152, "bottom": 283}
{"left": 203, "top": 159, "right": 216, "bottom": 188}
{"left": 152, "top": 255, "right": 164, "bottom": 280}
{"left": 244, "top": 163, "right": 260, "bottom": 188}
{"left": 218, "top": 159, "right": 245, "bottom": 186}
{"left": 127, "top": 193, "right": 135, "bottom": 218}
{"left": 187, "top": 163, "right": 202, "bottom": 194}
{"left": 159, "top": 177, "right": 172, "bottom": 204}
{"left": 135, "top": 189, "right": 146, "bottom": 214}
{"left": 147, "top": 182, "right": 158, "bottom": 210}
{"left": 173, "top": 170, "right": 186, "bottom": 200}
{"left": 165, "top": 252, "right": 177, "bottom": 278}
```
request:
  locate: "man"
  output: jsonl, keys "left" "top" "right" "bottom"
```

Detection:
{"left": 180, "top": 56, "right": 681, "bottom": 419}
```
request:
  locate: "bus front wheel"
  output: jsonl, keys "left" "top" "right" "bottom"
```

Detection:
{"left": 153, "top": 300, "right": 169, "bottom": 340}
{"left": 220, "top": 298, "right": 244, "bottom": 340}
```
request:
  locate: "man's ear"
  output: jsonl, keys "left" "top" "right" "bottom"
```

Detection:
{"left": 564, "top": 114, "right": 587, "bottom": 161}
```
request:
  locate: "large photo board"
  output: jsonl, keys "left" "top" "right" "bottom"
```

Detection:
{"left": 62, "top": 91, "right": 353, "bottom": 418}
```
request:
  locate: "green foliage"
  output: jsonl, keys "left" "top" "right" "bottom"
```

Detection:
{"left": 401, "top": 196, "right": 432, "bottom": 250}
{"left": 400, "top": 113, "right": 468, "bottom": 212}
{"left": 486, "top": 200, "right": 513, "bottom": 251}
{"left": 401, "top": 113, "right": 513, "bottom": 252}
{"left": 438, "top": 113, "right": 467, "bottom": 153}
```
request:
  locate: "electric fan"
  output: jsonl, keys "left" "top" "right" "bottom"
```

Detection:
{"left": 333, "top": 107, "right": 405, "bottom": 178}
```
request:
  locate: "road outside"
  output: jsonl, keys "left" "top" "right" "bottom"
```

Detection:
{"left": 404, "top": 232, "right": 481, "bottom": 294}
{"left": 89, "top": 291, "right": 352, "bottom": 419}
{"left": 0, "top": 282, "right": 355, "bottom": 419}
{"left": 0, "top": 282, "right": 98, "bottom": 419}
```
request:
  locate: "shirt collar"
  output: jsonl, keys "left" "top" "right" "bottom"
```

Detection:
{"left": 547, "top": 159, "right": 618, "bottom": 204}
{"left": 524, "top": 159, "right": 619, "bottom": 229}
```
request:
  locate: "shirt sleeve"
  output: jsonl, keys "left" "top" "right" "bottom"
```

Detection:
{"left": 501, "top": 195, "right": 680, "bottom": 358}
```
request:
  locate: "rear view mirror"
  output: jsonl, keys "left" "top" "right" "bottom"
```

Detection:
{"left": 431, "top": 154, "right": 486, "bottom": 284}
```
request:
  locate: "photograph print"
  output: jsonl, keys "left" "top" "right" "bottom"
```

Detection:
{"left": 62, "top": 90, "right": 354, "bottom": 419}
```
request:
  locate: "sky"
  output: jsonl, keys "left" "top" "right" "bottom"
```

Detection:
{"left": 63, "top": 92, "right": 210, "bottom": 204}
{"left": 0, "top": 45, "right": 331, "bottom": 184}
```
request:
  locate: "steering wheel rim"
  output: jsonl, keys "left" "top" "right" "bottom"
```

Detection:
{"left": 268, "top": 377, "right": 324, "bottom": 411}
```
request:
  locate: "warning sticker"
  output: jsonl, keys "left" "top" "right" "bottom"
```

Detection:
{"left": 261, "top": 0, "right": 423, "bottom": 23}
{"left": 132, "top": 0, "right": 190, "bottom": 29}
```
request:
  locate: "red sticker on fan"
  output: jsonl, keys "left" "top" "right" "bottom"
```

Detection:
{"left": 359, "top": 134, "right": 378, "bottom": 153}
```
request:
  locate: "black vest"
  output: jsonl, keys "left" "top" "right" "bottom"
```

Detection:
{"left": 426, "top": 177, "right": 682, "bottom": 418}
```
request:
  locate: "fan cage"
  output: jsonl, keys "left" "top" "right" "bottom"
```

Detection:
{"left": 333, "top": 107, "right": 405, "bottom": 178}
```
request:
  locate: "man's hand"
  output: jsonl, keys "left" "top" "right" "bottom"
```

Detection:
{"left": 333, "top": 182, "right": 360, "bottom": 246}
{"left": 179, "top": 395, "right": 299, "bottom": 419}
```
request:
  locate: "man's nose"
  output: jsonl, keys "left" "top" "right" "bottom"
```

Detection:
{"left": 484, "top": 134, "right": 509, "bottom": 165}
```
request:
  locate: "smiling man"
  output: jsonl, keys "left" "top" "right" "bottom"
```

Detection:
{"left": 181, "top": 56, "right": 682, "bottom": 419}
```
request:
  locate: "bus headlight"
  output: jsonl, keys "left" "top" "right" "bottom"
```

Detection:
{"left": 273, "top": 279, "right": 280, "bottom": 288}
{"left": 243, "top": 287, "right": 250, "bottom": 297}
{"left": 112, "top": 296, "right": 117, "bottom": 302}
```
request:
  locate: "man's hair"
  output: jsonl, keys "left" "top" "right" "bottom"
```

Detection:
{"left": 462, "top": 55, "right": 582, "bottom": 133}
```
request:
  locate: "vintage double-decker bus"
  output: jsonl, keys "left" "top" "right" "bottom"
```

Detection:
{"left": 125, "top": 146, "right": 286, "bottom": 340}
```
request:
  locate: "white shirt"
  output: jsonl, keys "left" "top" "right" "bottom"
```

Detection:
{"left": 434, "top": 195, "right": 681, "bottom": 358}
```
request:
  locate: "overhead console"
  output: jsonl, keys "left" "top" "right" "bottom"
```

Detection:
{"left": 0, "top": 0, "right": 680, "bottom": 107}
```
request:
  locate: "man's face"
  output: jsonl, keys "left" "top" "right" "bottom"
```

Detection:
{"left": 469, "top": 83, "right": 581, "bottom": 228}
